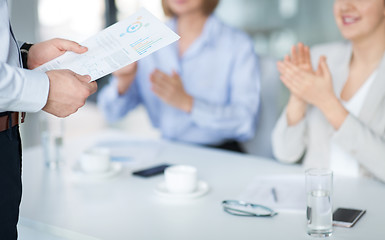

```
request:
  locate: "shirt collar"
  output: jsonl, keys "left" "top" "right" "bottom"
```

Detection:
{"left": 167, "top": 14, "right": 220, "bottom": 59}
{"left": 196, "top": 14, "right": 218, "bottom": 47}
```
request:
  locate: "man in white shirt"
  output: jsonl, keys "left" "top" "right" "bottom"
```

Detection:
{"left": 0, "top": 1, "right": 97, "bottom": 238}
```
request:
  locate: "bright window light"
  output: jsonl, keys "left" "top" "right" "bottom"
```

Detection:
{"left": 116, "top": 0, "right": 165, "bottom": 21}
{"left": 38, "top": 0, "right": 105, "bottom": 42}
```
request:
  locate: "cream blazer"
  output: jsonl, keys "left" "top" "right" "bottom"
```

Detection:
{"left": 272, "top": 41, "right": 385, "bottom": 182}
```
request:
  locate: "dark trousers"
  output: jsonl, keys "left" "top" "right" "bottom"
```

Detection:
{"left": 0, "top": 125, "right": 22, "bottom": 239}
{"left": 209, "top": 140, "right": 245, "bottom": 153}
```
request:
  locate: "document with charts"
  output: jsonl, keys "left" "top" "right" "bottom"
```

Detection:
{"left": 238, "top": 175, "right": 306, "bottom": 213}
{"left": 34, "top": 8, "right": 180, "bottom": 81}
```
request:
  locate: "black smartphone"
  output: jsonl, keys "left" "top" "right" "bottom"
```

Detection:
{"left": 333, "top": 208, "right": 366, "bottom": 228}
{"left": 132, "top": 164, "right": 171, "bottom": 178}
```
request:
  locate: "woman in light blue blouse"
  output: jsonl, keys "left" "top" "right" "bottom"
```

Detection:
{"left": 97, "top": 0, "right": 261, "bottom": 152}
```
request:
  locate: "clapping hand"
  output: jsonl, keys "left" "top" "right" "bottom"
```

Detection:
{"left": 277, "top": 43, "right": 348, "bottom": 129}
{"left": 278, "top": 43, "right": 313, "bottom": 105}
{"left": 277, "top": 56, "right": 335, "bottom": 108}
{"left": 287, "top": 42, "right": 314, "bottom": 74}
{"left": 277, "top": 43, "right": 337, "bottom": 126}
{"left": 150, "top": 69, "right": 193, "bottom": 113}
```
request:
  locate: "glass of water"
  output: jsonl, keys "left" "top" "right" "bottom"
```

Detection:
{"left": 305, "top": 169, "right": 333, "bottom": 237}
{"left": 40, "top": 113, "right": 65, "bottom": 170}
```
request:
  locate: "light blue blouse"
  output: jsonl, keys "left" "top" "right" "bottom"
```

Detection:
{"left": 97, "top": 15, "right": 261, "bottom": 145}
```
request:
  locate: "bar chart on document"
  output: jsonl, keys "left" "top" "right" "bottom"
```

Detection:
{"left": 34, "top": 8, "right": 180, "bottom": 81}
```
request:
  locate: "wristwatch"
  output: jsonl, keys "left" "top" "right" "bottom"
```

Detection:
{"left": 20, "top": 42, "right": 33, "bottom": 69}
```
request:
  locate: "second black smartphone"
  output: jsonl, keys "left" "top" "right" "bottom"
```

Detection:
{"left": 132, "top": 164, "right": 172, "bottom": 178}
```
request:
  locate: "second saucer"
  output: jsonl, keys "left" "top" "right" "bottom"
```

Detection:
{"left": 154, "top": 180, "right": 209, "bottom": 199}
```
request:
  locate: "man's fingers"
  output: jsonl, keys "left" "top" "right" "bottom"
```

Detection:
{"left": 56, "top": 38, "right": 88, "bottom": 54}
{"left": 75, "top": 73, "right": 92, "bottom": 83}
{"left": 88, "top": 81, "right": 98, "bottom": 95}
{"left": 72, "top": 73, "right": 97, "bottom": 94}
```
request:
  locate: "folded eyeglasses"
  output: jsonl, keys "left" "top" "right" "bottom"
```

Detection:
{"left": 222, "top": 200, "right": 278, "bottom": 217}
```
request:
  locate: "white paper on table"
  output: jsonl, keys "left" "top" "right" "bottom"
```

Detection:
{"left": 34, "top": 8, "right": 180, "bottom": 81}
{"left": 237, "top": 175, "right": 306, "bottom": 213}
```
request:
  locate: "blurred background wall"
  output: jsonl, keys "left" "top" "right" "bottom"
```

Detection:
{"left": 8, "top": 0, "right": 342, "bottom": 156}
{"left": 10, "top": 0, "right": 341, "bottom": 56}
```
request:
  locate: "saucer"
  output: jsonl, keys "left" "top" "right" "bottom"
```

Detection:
{"left": 154, "top": 181, "right": 209, "bottom": 199}
{"left": 72, "top": 162, "right": 122, "bottom": 181}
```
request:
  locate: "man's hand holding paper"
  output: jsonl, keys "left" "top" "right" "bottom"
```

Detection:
{"left": 34, "top": 8, "right": 180, "bottom": 82}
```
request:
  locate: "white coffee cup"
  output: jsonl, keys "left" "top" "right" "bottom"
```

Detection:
{"left": 79, "top": 147, "right": 111, "bottom": 174}
{"left": 164, "top": 165, "right": 197, "bottom": 194}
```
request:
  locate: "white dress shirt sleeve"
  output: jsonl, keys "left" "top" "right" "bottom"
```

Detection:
{"left": 0, "top": 62, "right": 49, "bottom": 112}
{"left": 1, "top": 0, "right": 49, "bottom": 112}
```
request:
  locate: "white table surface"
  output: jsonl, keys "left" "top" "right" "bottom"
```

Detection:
{"left": 18, "top": 130, "right": 385, "bottom": 240}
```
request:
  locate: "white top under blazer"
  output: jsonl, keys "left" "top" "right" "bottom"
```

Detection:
{"left": 330, "top": 70, "right": 377, "bottom": 177}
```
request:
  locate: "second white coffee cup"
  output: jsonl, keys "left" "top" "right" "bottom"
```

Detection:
{"left": 164, "top": 165, "right": 197, "bottom": 194}
{"left": 79, "top": 147, "right": 111, "bottom": 174}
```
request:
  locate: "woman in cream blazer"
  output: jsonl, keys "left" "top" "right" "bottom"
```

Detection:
{"left": 272, "top": 0, "right": 385, "bottom": 182}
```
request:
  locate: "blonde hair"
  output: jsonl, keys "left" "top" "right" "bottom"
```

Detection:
{"left": 162, "top": 0, "right": 219, "bottom": 17}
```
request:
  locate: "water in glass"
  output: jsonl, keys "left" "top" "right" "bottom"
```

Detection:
{"left": 307, "top": 189, "right": 333, "bottom": 237}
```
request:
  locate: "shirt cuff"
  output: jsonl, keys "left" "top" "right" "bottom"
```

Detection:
{"left": 190, "top": 98, "right": 222, "bottom": 127}
{"left": 107, "top": 78, "right": 138, "bottom": 103}
{"left": 16, "top": 69, "right": 49, "bottom": 112}
{"left": 190, "top": 98, "right": 208, "bottom": 122}
{"left": 104, "top": 78, "right": 121, "bottom": 100}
